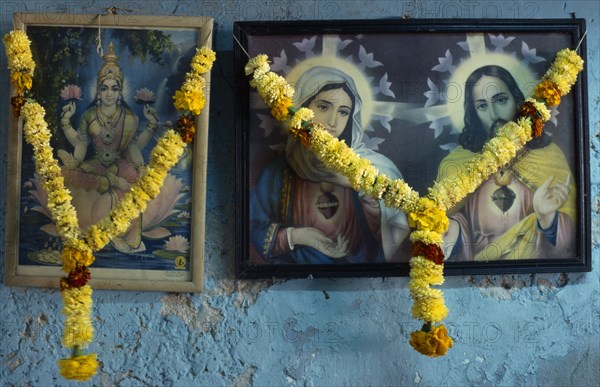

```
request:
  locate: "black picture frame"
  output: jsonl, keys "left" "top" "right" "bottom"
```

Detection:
{"left": 234, "top": 19, "right": 591, "bottom": 279}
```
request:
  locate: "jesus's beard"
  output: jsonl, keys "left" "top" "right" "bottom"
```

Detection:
{"left": 489, "top": 119, "right": 509, "bottom": 138}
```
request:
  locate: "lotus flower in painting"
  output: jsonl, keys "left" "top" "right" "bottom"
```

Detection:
{"left": 60, "top": 84, "right": 83, "bottom": 101}
{"left": 134, "top": 87, "right": 156, "bottom": 104}
{"left": 163, "top": 235, "right": 190, "bottom": 253}
{"left": 29, "top": 174, "right": 186, "bottom": 248}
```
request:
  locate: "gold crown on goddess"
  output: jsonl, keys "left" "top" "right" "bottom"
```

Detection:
{"left": 97, "top": 43, "right": 123, "bottom": 86}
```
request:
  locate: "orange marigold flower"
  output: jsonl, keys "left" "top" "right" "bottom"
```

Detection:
{"left": 61, "top": 266, "right": 92, "bottom": 289}
{"left": 176, "top": 115, "right": 196, "bottom": 143}
{"left": 290, "top": 125, "right": 311, "bottom": 147}
{"left": 535, "top": 80, "right": 561, "bottom": 107}
{"left": 412, "top": 240, "right": 445, "bottom": 265}
{"left": 11, "top": 95, "right": 26, "bottom": 117}
{"left": 58, "top": 354, "right": 98, "bottom": 381}
{"left": 11, "top": 71, "right": 32, "bottom": 95}
{"left": 271, "top": 96, "right": 292, "bottom": 121}
{"left": 69, "top": 265, "right": 92, "bottom": 288}
{"left": 519, "top": 100, "right": 537, "bottom": 118}
{"left": 409, "top": 324, "right": 454, "bottom": 357}
{"left": 532, "top": 117, "right": 544, "bottom": 138}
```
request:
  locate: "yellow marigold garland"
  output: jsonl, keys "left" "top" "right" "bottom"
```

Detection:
{"left": 246, "top": 48, "right": 583, "bottom": 357}
{"left": 5, "top": 29, "right": 215, "bottom": 379}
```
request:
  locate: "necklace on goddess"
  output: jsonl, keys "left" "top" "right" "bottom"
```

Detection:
{"left": 96, "top": 106, "right": 122, "bottom": 145}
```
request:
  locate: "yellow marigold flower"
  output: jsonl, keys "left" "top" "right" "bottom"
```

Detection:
{"left": 63, "top": 314, "right": 94, "bottom": 348}
{"left": 84, "top": 225, "right": 111, "bottom": 251}
{"left": 412, "top": 296, "right": 448, "bottom": 322}
{"left": 410, "top": 256, "right": 444, "bottom": 285}
{"left": 3, "top": 30, "right": 35, "bottom": 73}
{"left": 58, "top": 354, "right": 98, "bottom": 381}
{"left": 457, "top": 170, "right": 480, "bottom": 194}
{"left": 361, "top": 164, "right": 380, "bottom": 190}
{"left": 61, "top": 247, "right": 95, "bottom": 273}
{"left": 347, "top": 158, "right": 374, "bottom": 191}
{"left": 140, "top": 167, "right": 166, "bottom": 197}
{"left": 271, "top": 96, "right": 292, "bottom": 121}
{"left": 290, "top": 107, "right": 314, "bottom": 129}
{"left": 190, "top": 46, "right": 216, "bottom": 74}
{"left": 408, "top": 198, "right": 448, "bottom": 234}
{"left": 260, "top": 73, "right": 294, "bottom": 106}
{"left": 110, "top": 214, "right": 134, "bottom": 235}
{"left": 11, "top": 71, "right": 33, "bottom": 94}
{"left": 485, "top": 136, "right": 517, "bottom": 166}
{"left": 181, "top": 75, "right": 205, "bottom": 93}
{"left": 48, "top": 187, "right": 73, "bottom": 206}
{"left": 471, "top": 150, "right": 495, "bottom": 178}
{"left": 410, "top": 230, "right": 443, "bottom": 245}
{"left": 503, "top": 118, "right": 532, "bottom": 145}
{"left": 173, "top": 89, "right": 205, "bottom": 115}
{"left": 370, "top": 174, "right": 391, "bottom": 200}
{"left": 245, "top": 54, "right": 269, "bottom": 76}
{"left": 409, "top": 324, "right": 454, "bottom": 357}
{"left": 523, "top": 98, "right": 552, "bottom": 122}
{"left": 535, "top": 79, "right": 561, "bottom": 106}
{"left": 21, "top": 101, "right": 45, "bottom": 123}
{"left": 544, "top": 49, "right": 584, "bottom": 95}
{"left": 129, "top": 185, "right": 151, "bottom": 211}
{"left": 383, "top": 179, "right": 419, "bottom": 213}
{"left": 61, "top": 286, "right": 93, "bottom": 346}
{"left": 62, "top": 285, "right": 92, "bottom": 308}
{"left": 409, "top": 281, "right": 444, "bottom": 301}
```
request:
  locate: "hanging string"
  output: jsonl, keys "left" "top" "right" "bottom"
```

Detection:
{"left": 96, "top": 14, "right": 103, "bottom": 57}
{"left": 94, "top": 7, "right": 134, "bottom": 57}
{"left": 575, "top": 30, "right": 587, "bottom": 53}
{"left": 233, "top": 34, "right": 251, "bottom": 60}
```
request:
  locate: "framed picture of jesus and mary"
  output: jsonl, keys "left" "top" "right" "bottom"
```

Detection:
{"left": 234, "top": 19, "right": 591, "bottom": 278}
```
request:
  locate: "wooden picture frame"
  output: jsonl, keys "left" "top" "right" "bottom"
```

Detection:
{"left": 234, "top": 19, "right": 591, "bottom": 278}
{"left": 4, "top": 13, "right": 213, "bottom": 291}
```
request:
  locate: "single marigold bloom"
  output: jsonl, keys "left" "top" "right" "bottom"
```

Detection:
{"left": 271, "top": 96, "right": 292, "bottom": 121}
{"left": 58, "top": 354, "right": 98, "bottom": 381}
{"left": 519, "top": 100, "right": 537, "bottom": 118}
{"left": 535, "top": 80, "right": 561, "bottom": 107}
{"left": 60, "top": 266, "right": 92, "bottom": 290}
{"left": 408, "top": 198, "right": 449, "bottom": 234}
{"left": 11, "top": 95, "right": 26, "bottom": 117}
{"left": 173, "top": 89, "right": 205, "bottom": 115}
{"left": 61, "top": 247, "right": 95, "bottom": 273}
{"left": 290, "top": 125, "right": 311, "bottom": 147}
{"left": 409, "top": 324, "right": 454, "bottom": 357}
{"left": 176, "top": 115, "right": 196, "bottom": 143}
{"left": 69, "top": 266, "right": 92, "bottom": 288}
{"left": 11, "top": 71, "right": 33, "bottom": 95}
{"left": 412, "top": 240, "right": 445, "bottom": 265}
{"left": 532, "top": 117, "right": 544, "bottom": 138}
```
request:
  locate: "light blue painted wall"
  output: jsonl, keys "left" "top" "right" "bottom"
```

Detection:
{"left": 1, "top": 0, "right": 598, "bottom": 385}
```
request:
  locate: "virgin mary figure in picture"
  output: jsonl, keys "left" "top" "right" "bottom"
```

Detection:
{"left": 250, "top": 66, "right": 410, "bottom": 264}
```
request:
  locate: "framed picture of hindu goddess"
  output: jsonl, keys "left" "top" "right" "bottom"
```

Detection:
{"left": 233, "top": 19, "right": 591, "bottom": 279}
{"left": 4, "top": 13, "right": 213, "bottom": 291}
